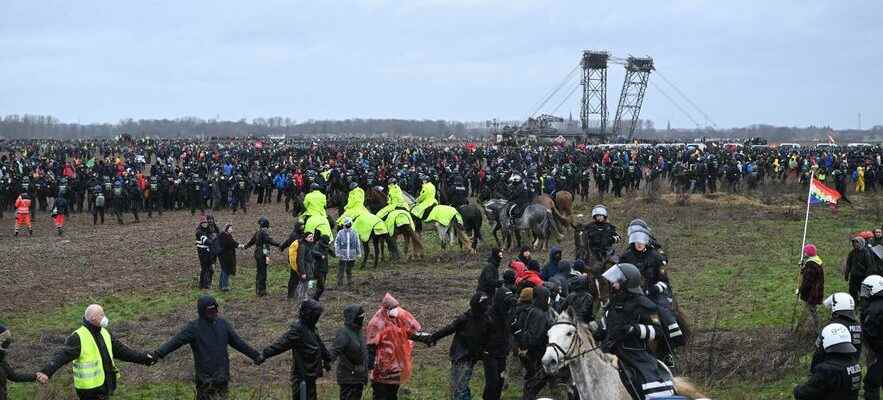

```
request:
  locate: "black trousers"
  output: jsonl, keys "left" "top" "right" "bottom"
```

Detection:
{"left": 339, "top": 383, "right": 364, "bottom": 400}
{"left": 371, "top": 382, "right": 399, "bottom": 400}
{"left": 866, "top": 348, "right": 883, "bottom": 400}
{"left": 255, "top": 256, "right": 268, "bottom": 296}
{"left": 92, "top": 207, "right": 105, "bottom": 224}
{"left": 195, "top": 381, "right": 229, "bottom": 400}
{"left": 292, "top": 379, "right": 317, "bottom": 400}
{"left": 483, "top": 354, "right": 507, "bottom": 400}
{"left": 520, "top": 350, "right": 549, "bottom": 400}
{"left": 198, "top": 254, "right": 214, "bottom": 289}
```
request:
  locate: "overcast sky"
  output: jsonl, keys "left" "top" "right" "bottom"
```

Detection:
{"left": 1, "top": 0, "right": 880, "bottom": 129}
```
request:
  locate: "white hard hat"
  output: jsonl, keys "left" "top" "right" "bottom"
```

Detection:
{"left": 591, "top": 205, "right": 608, "bottom": 218}
{"left": 861, "top": 275, "right": 883, "bottom": 298}
{"left": 629, "top": 231, "right": 650, "bottom": 245}
{"left": 823, "top": 292, "right": 855, "bottom": 314}
{"left": 820, "top": 323, "right": 856, "bottom": 354}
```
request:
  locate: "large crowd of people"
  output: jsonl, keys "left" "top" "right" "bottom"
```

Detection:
{"left": 4, "top": 136, "right": 883, "bottom": 399}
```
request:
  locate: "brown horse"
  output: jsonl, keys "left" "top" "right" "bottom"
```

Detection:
{"left": 553, "top": 190, "right": 574, "bottom": 226}
{"left": 365, "top": 186, "right": 387, "bottom": 214}
{"left": 534, "top": 194, "right": 571, "bottom": 230}
{"left": 393, "top": 223, "right": 425, "bottom": 260}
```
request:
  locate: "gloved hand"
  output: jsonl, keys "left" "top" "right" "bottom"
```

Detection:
{"left": 145, "top": 351, "right": 158, "bottom": 366}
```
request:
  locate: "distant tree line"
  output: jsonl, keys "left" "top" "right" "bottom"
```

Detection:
{"left": 0, "top": 115, "right": 472, "bottom": 139}
{"left": 1, "top": 114, "right": 881, "bottom": 141}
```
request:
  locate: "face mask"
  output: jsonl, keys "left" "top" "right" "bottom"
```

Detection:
{"left": 100, "top": 316, "right": 109, "bottom": 328}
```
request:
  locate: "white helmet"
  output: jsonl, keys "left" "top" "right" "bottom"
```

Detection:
{"left": 508, "top": 174, "right": 523, "bottom": 184}
{"left": 628, "top": 231, "right": 650, "bottom": 245}
{"left": 591, "top": 205, "right": 608, "bottom": 218}
{"left": 627, "top": 224, "right": 651, "bottom": 236}
{"left": 823, "top": 292, "right": 855, "bottom": 314}
{"left": 861, "top": 275, "right": 883, "bottom": 298}
{"left": 820, "top": 323, "right": 857, "bottom": 354}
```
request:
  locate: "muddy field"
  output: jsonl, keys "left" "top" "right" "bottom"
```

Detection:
{"left": 1, "top": 185, "right": 876, "bottom": 399}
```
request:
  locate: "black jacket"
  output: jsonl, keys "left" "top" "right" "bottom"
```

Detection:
{"left": 156, "top": 296, "right": 260, "bottom": 385}
{"left": 1, "top": 347, "right": 35, "bottom": 400}
{"left": 521, "top": 286, "right": 554, "bottom": 353}
{"left": 330, "top": 305, "right": 368, "bottom": 385}
{"left": 244, "top": 228, "right": 280, "bottom": 260}
{"left": 862, "top": 296, "right": 883, "bottom": 353}
{"left": 585, "top": 221, "right": 619, "bottom": 255}
{"left": 487, "top": 283, "right": 516, "bottom": 355}
{"left": 845, "top": 246, "right": 878, "bottom": 285}
{"left": 262, "top": 299, "right": 331, "bottom": 381}
{"left": 477, "top": 250, "right": 503, "bottom": 295}
{"left": 794, "top": 353, "right": 860, "bottom": 400}
{"left": 42, "top": 321, "right": 150, "bottom": 398}
{"left": 431, "top": 292, "right": 492, "bottom": 362}
{"left": 217, "top": 231, "right": 238, "bottom": 275}
{"left": 619, "top": 246, "right": 665, "bottom": 288}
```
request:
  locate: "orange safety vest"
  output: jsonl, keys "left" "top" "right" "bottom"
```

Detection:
{"left": 15, "top": 197, "right": 31, "bottom": 214}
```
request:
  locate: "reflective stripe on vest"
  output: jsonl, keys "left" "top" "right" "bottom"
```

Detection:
{"left": 72, "top": 326, "right": 115, "bottom": 390}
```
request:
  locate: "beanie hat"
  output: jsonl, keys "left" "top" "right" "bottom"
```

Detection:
{"left": 804, "top": 244, "right": 817, "bottom": 257}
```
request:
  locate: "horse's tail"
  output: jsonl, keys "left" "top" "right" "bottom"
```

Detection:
{"left": 404, "top": 226, "right": 424, "bottom": 255}
{"left": 675, "top": 305, "right": 692, "bottom": 343}
{"left": 672, "top": 377, "right": 710, "bottom": 400}
{"left": 452, "top": 222, "right": 473, "bottom": 252}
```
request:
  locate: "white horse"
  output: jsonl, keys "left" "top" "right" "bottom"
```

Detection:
{"left": 542, "top": 309, "right": 710, "bottom": 400}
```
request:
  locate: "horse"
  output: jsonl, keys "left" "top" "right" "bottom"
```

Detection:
{"left": 483, "top": 200, "right": 562, "bottom": 250}
{"left": 535, "top": 194, "right": 572, "bottom": 229}
{"left": 420, "top": 204, "right": 474, "bottom": 255}
{"left": 542, "top": 308, "right": 709, "bottom": 400}
{"left": 365, "top": 186, "right": 387, "bottom": 214}
{"left": 457, "top": 203, "right": 483, "bottom": 252}
{"left": 553, "top": 190, "right": 575, "bottom": 226}
{"left": 384, "top": 210, "right": 424, "bottom": 260}
{"left": 482, "top": 199, "right": 511, "bottom": 249}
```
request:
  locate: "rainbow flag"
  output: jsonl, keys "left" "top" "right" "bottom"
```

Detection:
{"left": 809, "top": 177, "right": 842, "bottom": 205}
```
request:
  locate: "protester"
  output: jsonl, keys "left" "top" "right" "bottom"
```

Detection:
{"left": 331, "top": 304, "right": 369, "bottom": 400}
{"left": 798, "top": 244, "right": 825, "bottom": 333}
{"left": 244, "top": 217, "right": 281, "bottom": 297}
{"left": 152, "top": 296, "right": 262, "bottom": 400}
{"left": 37, "top": 304, "right": 155, "bottom": 399}
{"left": 261, "top": 299, "right": 331, "bottom": 400}
{"left": 0, "top": 325, "right": 36, "bottom": 400}
{"left": 428, "top": 291, "right": 492, "bottom": 400}
{"left": 334, "top": 217, "right": 362, "bottom": 289}
{"left": 217, "top": 223, "right": 239, "bottom": 292}
{"left": 366, "top": 293, "right": 430, "bottom": 400}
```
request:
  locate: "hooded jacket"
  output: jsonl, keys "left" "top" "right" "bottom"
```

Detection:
{"left": 263, "top": 299, "right": 331, "bottom": 381}
{"left": 540, "top": 246, "right": 562, "bottom": 280}
{"left": 845, "top": 237, "right": 879, "bottom": 287}
{"left": 520, "top": 286, "right": 553, "bottom": 352}
{"left": 331, "top": 305, "right": 368, "bottom": 385}
{"left": 430, "top": 292, "right": 492, "bottom": 362}
{"left": 1, "top": 330, "right": 35, "bottom": 400}
{"left": 548, "top": 260, "right": 573, "bottom": 298}
{"left": 477, "top": 249, "right": 503, "bottom": 295}
{"left": 156, "top": 296, "right": 260, "bottom": 385}
{"left": 511, "top": 260, "right": 543, "bottom": 291}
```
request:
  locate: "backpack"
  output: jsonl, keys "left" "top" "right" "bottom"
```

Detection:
{"left": 288, "top": 240, "right": 300, "bottom": 273}
{"left": 95, "top": 194, "right": 105, "bottom": 207}
{"left": 509, "top": 305, "right": 532, "bottom": 350}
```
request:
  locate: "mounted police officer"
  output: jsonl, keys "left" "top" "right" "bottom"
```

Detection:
{"left": 581, "top": 204, "right": 620, "bottom": 273}
{"left": 600, "top": 263, "right": 675, "bottom": 399}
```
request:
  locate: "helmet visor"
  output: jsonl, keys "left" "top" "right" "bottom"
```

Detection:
{"left": 601, "top": 265, "right": 625, "bottom": 285}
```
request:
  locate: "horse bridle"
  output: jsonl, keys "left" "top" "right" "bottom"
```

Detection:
{"left": 546, "top": 320, "right": 602, "bottom": 364}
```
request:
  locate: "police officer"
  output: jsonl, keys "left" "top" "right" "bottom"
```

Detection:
{"left": 582, "top": 205, "right": 620, "bottom": 273}
{"left": 92, "top": 186, "right": 106, "bottom": 225}
{"left": 619, "top": 231, "right": 665, "bottom": 290}
{"left": 815, "top": 293, "right": 862, "bottom": 368}
{"left": 507, "top": 174, "right": 530, "bottom": 221}
{"left": 600, "top": 263, "right": 674, "bottom": 399}
{"left": 861, "top": 275, "right": 883, "bottom": 399}
{"left": 794, "top": 323, "right": 861, "bottom": 400}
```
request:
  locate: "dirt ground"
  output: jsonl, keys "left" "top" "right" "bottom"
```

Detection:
{"left": 0, "top": 185, "right": 841, "bottom": 398}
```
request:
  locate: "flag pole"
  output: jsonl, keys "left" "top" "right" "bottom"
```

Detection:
{"left": 799, "top": 169, "right": 815, "bottom": 266}
{"left": 792, "top": 169, "right": 815, "bottom": 333}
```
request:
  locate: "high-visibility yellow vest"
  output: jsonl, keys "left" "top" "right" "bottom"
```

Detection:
{"left": 72, "top": 326, "right": 115, "bottom": 390}
{"left": 288, "top": 240, "right": 300, "bottom": 273}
